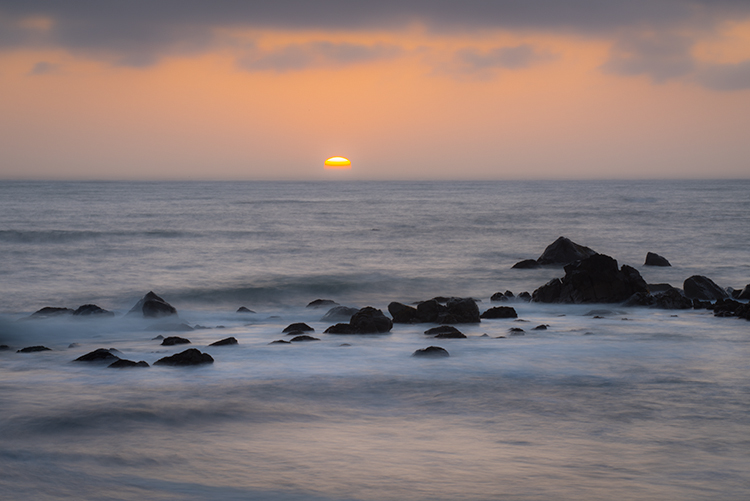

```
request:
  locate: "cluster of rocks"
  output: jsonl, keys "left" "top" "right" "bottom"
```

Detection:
{"left": 388, "top": 297, "right": 480, "bottom": 324}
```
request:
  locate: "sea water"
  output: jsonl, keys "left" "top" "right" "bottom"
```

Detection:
{"left": 0, "top": 180, "right": 749, "bottom": 500}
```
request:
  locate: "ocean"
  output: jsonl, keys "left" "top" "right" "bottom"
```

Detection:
{"left": 1, "top": 180, "right": 749, "bottom": 500}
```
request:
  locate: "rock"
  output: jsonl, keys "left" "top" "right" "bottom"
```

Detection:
{"left": 324, "top": 323, "right": 355, "bottom": 334}
{"left": 0, "top": 345, "right": 9, "bottom": 351}
{"left": 152, "top": 335, "right": 164, "bottom": 340}
{"left": 424, "top": 325, "right": 463, "bottom": 336}
{"left": 518, "top": 292, "right": 531, "bottom": 302}
{"left": 434, "top": 331, "right": 467, "bottom": 339}
{"left": 307, "top": 299, "right": 339, "bottom": 308}
{"left": 152, "top": 322, "right": 193, "bottom": 332}
{"left": 350, "top": 307, "right": 393, "bottom": 333}
{"left": 74, "top": 348, "right": 119, "bottom": 362}
{"left": 537, "top": 236, "right": 597, "bottom": 265}
{"left": 209, "top": 337, "right": 238, "bottom": 346}
{"left": 154, "top": 348, "right": 213, "bottom": 366}
{"left": 290, "top": 335, "right": 320, "bottom": 342}
{"left": 480, "top": 306, "right": 518, "bottom": 319}
{"left": 648, "top": 283, "right": 675, "bottom": 294}
{"left": 108, "top": 359, "right": 149, "bottom": 368}
{"left": 532, "top": 324, "right": 548, "bottom": 330}
{"left": 416, "top": 299, "right": 442, "bottom": 323}
{"left": 236, "top": 306, "right": 255, "bottom": 313}
{"left": 532, "top": 254, "right": 648, "bottom": 304}
{"left": 623, "top": 292, "right": 655, "bottom": 307}
{"left": 17, "top": 345, "right": 51, "bottom": 353}
{"left": 128, "top": 291, "right": 177, "bottom": 318}
{"left": 683, "top": 276, "right": 729, "bottom": 301}
{"left": 511, "top": 259, "right": 540, "bottom": 269}
{"left": 161, "top": 336, "right": 191, "bottom": 346}
{"left": 490, "top": 292, "right": 509, "bottom": 302}
{"left": 270, "top": 339, "right": 291, "bottom": 344}
{"left": 692, "top": 299, "right": 712, "bottom": 309}
{"left": 653, "top": 288, "right": 693, "bottom": 309}
{"left": 321, "top": 306, "right": 359, "bottom": 322}
{"left": 283, "top": 322, "right": 314, "bottom": 333}
{"left": 737, "top": 284, "right": 750, "bottom": 300}
{"left": 27, "top": 307, "right": 73, "bottom": 319}
{"left": 438, "top": 297, "right": 480, "bottom": 324}
{"left": 508, "top": 327, "right": 525, "bottom": 335}
{"left": 73, "top": 304, "right": 114, "bottom": 317}
{"left": 412, "top": 346, "right": 449, "bottom": 358}
{"left": 388, "top": 302, "right": 419, "bottom": 323}
{"left": 644, "top": 252, "right": 671, "bottom": 267}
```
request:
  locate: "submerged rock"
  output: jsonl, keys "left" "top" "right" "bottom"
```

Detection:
{"left": 73, "top": 304, "right": 114, "bottom": 317}
{"left": 27, "top": 307, "right": 73, "bottom": 319}
{"left": 161, "top": 336, "right": 191, "bottom": 346}
{"left": 154, "top": 348, "right": 213, "bottom": 366}
{"left": 128, "top": 291, "right": 177, "bottom": 318}
{"left": 518, "top": 292, "right": 532, "bottom": 302}
{"left": 424, "top": 325, "right": 463, "bottom": 336}
{"left": 532, "top": 254, "right": 648, "bottom": 304}
{"left": 683, "top": 275, "right": 729, "bottom": 301}
{"left": 270, "top": 339, "right": 291, "bottom": 344}
{"left": 412, "top": 346, "right": 450, "bottom": 358}
{"left": 320, "top": 306, "right": 359, "bottom": 322}
{"left": 307, "top": 299, "right": 339, "bottom": 308}
{"left": 209, "top": 337, "right": 238, "bottom": 346}
{"left": 74, "top": 348, "right": 119, "bottom": 362}
{"left": 283, "top": 322, "right": 314, "bottom": 333}
{"left": 108, "top": 359, "right": 149, "bottom": 368}
{"left": 236, "top": 306, "right": 255, "bottom": 314}
{"left": 17, "top": 345, "right": 51, "bottom": 353}
{"left": 324, "top": 323, "right": 355, "bottom": 334}
{"left": 0, "top": 345, "right": 10, "bottom": 351}
{"left": 511, "top": 259, "right": 540, "bottom": 269}
{"left": 480, "top": 306, "right": 518, "bottom": 319}
{"left": 290, "top": 335, "right": 320, "bottom": 342}
{"left": 532, "top": 324, "right": 549, "bottom": 330}
{"left": 413, "top": 297, "right": 480, "bottom": 324}
{"left": 644, "top": 252, "right": 671, "bottom": 267}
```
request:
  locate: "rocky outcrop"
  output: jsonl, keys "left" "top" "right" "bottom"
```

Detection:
{"left": 412, "top": 346, "right": 449, "bottom": 358}
{"left": 683, "top": 276, "right": 729, "bottom": 301}
{"left": 320, "top": 306, "right": 359, "bottom": 322}
{"left": 490, "top": 291, "right": 514, "bottom": 302}
{"left": 209, "top": 337, "right": 238, "bottom": 346}
{"left": 644, "top": 252, "right": 671, "bottom": 267}
{"left": 513, "top": 237, "right": 597, "bottom": 268}
{"left": 532, "top": 254, "right": 648, "bottom": 304}
{"left": 711, "top": 299, "right": 750, "bottom": 320}
{"left": 154, "top": 348, "right": 213, "bottom": 366}
{"left": 480, "top": 306, "right": 518, "bottom": 319}
{"left": 624, "top": 286, "right": 693, "bottom": 310}
{"left": 161, "top": 336, "right": 190, "bottom": 346}
{"left": 108, "top": 359, "right": 149, "bottom": 368}
{"left": 74, "top": 348, "right": 119, "bottom": 362}
{"left": 128, "top": 291, "right": 177, "bottom": 318}
{"left": 324, "top": 307, "right": 393, "bottom": 334}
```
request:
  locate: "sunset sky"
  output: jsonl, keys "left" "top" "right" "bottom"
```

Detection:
{"left": 1, "top": 1, "right": 749, "bottom": 180}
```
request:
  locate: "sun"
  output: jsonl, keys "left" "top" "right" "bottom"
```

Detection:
{"left": 324, "top": 156, "right": 351, "bottom": 169}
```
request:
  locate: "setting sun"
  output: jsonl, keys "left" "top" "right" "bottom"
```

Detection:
{"left": 324, "top": 156, "right": 352, "bottom": 169}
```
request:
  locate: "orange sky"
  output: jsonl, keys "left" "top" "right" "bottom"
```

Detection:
{"left": 1, "top": 6, "right": 749, "bottom": 180}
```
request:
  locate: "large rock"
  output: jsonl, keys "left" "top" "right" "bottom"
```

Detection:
{"left": 654, "top": 288, "right": 693, "bottom": 309}
{"left": 128, "top": 291, "right": 177, "bottom": 318}
{"left": 644, "top": 252, "right": 671, "bottom": 267}
{"left": 480, "top": 306, "right": 518, "bottom": 319}
{"left": 154, "top": 348, "right": 213, "bottom": 366}
{"left": 74, "top": 348, "right": 120, "bottom": 362}
{"left": 350, "top": 307, "right": 393, "bottom": 333}
{"left": 683, "top": 276, "right": 729, "bottom": 301}
{"left": 388, "top": 302, "right": 419, "bottom": 323}
{"left": 537, "top": 237, "right": 597, "bottom": 265}
{"left": 532, "top": 254, "right": 648, "bottom": 303}
{"left": 738, "top": 284, "right": 750, "bottom": 300}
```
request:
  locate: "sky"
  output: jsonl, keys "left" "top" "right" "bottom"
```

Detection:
{"left": 1, "top": 1, "right": 749, "bottom": 180}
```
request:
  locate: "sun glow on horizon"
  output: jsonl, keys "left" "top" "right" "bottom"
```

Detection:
{"left": 324, "top": 156, "right": 352, "bottom": 169}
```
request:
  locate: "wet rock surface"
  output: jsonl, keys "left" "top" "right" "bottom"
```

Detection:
{"left": 683, "top": 275, "right": 729, "bottom": 301}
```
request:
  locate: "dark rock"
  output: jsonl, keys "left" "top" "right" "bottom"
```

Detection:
{"left": 490, "top": 292, "right": 509, "bottom": 302}
{"left": 508, "top": 328, "right": 525, "bottom": 335}
{"left": 653, "top": 288, "right": 693, "bottom": 309}
{"left": 416, "top": 299, "right": 442, "bottom": 323}
{"left": 324, "top": 323, "right": 355, "bottom": 334}
{"left": 480, "top": 306, "right": 518, "bottom": 319}
{"left": 154, "top": 348, "right": 213, "bottom": 366}
{"left": 518, "top": 292, "right": 531, "bottom": 302}
{"left": 236, "top": 306, "right": 255, "bottom": 313}
{"left": 644, "top": 252, "right": 671, "bottom": 267}
{"left": 532, "top": 254, "right": 648, "bottom": 304}
{"left": 442, "top": 297, "right": 480, "bottom": 324}
{"left": 283, "top": 322, "right": 314, "bottom": 333}
{"left": 17, "top": 345, "right": 51, "bottom": 353}
{"left": 537, "top": 236, "right": 597, "bottom": 265}
{"left": 711, "top": 298, "right": 742, "bottom": 316}
{"left": 692, "top": 299, "right": 712, "bottom": 309}
{"left": 290, "top": 335, "right": 320, "bottom": 342}
{"left": 128, "top": 291, "right": 177, "bottom": 318}
{"left": 648, "top": 283, "right": 675, "bottom": 294}
{"left": 270, "top": 339, "right": 291, "bottom": 344}
{"left": 412, "top": 346, "right": 449, "bottom": 358}
{"left": 73, "top": 304, "right": 114, "bottom": 317}
{"left": 533, "top": 324, "right": 548, "bottom": 330}
{"left": 161, "top": 336, "right": 191, "bottom": 346}
{"left": 683, "top": 276, "right": 729, "bottom": 301}
{"left": 209, "top": 337, "right": 238, "bottom": 346}
{"left": 434, "top": 331, "right": 467, "bottom": 339}
{"left": 737, "top": 284, "right": 750, "bottom": 300}
{"left": 152, "top": 322, "right": 193, "bottom": 332}
{"left": 623, "top": 292, "right": 655, "bottom": 307}
{"left": 350, "top": 307, "right": 393, "bottom": 333}
{"left": 321, "top": 306, "right": 359, "bottom": 322}
{"left": 108, "top": 359, "right": 149, "bottom": 368}
{"left": 512, "top": 259, "right": 540, "bottom": 269}
{"left": 284, "top": 330, "right": 304, "bottom": 336}
{"left": 339, "top": 343, "right": 351, "bottom": 347}
{"left": 0, "top": 345, "right": 9, "bottom": 351}
{"left": 388, "top": 302, "right": 419, "bottom": 323}
{"left": 74, "top": 348, "right": 119, "bottom": 362}
{"left": 28, "top": 307, "right": 73, "bottom": 319}
{"left": 68, "top": 343, "right": 80, "bottom": 348}
{"left": 152, "top": 335, "right": 164, "bottom": 340}
{"left": 307, "top": 299, "right": 339, "bottom": 308}
{"left": 424, "top": 325, "right": 463, "bottom": 336}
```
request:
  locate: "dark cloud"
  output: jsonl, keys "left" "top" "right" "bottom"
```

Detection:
{"left": 238, "top": 41, "right": 402, "bottom": 72}
{"left": 601, "top": 32, "right": 696, "bottom": 82}
{"left": 28, "top": 60, "right": 58, "bottom": 75}
{"left": 454, "top": 44, "right": 557, "bottom": 73}
{"left": 694, "top": 60, "right": 750, "bottom": 91}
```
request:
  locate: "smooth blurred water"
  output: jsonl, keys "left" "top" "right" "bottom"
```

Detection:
{"left": 1, "top": 180, "right": 749, "bottom": 500}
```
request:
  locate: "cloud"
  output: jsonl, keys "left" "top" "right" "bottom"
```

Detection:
{"left": 601, "top": 31, "right": 696, "bottom": 82}
{"left": 28, "top": 60, "right": 58, "bottom": 74}
{"left": 694, "top": 60, "right": 750, "bottom": 91}
{"left": 237, "top": 41, "right": 402, "bottom": 72}
{"left": 453, "top": 44, "right": 557, "bottom": 73}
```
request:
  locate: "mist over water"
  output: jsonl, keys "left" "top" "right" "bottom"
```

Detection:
{"left": 1, "top": 180, "right": 749, "bottom": 500}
